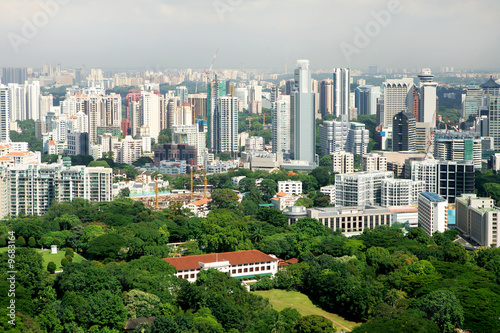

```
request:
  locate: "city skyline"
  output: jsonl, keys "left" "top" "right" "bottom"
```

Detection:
{"left": 0, "top": 0, "right": 499, "bottom": 71}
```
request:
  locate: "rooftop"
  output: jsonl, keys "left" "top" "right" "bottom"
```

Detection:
{"left": 420, "top": 192, "right": 446, "bottom": 202}
{"left": 163, "top": 250, "right": 278, "bottom": 271}
{"left": 480, "top": 77, "right": 500, "bottom": 89}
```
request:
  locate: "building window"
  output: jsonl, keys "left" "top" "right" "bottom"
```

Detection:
{"left": 267, "top": 266, "right": 271, "bottom": 270}
{"left": 238, "top": 269, "right": 242, "bottom": 273}
{"left": 250, "top": 267, "right": 254, "bottom": 272}
{"left": 190, "top": 274, "right": 195, "bottom": 279}
{"left": 255, "top": 267, "right": 259, "bottom": 271}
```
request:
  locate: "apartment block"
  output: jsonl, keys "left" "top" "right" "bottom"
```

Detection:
{"left": 456, "top": 194, "right": 499, "bottom": 247}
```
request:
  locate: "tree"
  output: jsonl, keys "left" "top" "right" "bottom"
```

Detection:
{"left": 215, "top": 152, "right": 231, "bottom": 161}
{"left": 86, "top": 233, "right": 127, "bottom": 260}
{"left": 61, "top": 257, "right": 69, "bottom": 267}
{"left": 260, "top": 179, "right": 277, "bottom": 202}
{"left": 88, "top": 290, "right": 127, "bottom": 330}
{"left": 119, "top": 188, "right": 131, "bottom": 198}
{"left": 310, "top": 167, "right": 331, "bottom": 188}
{"left": 123, "top": 289, "right": 161, "bottom": 319}
{"left": 319, "top": 155, "right": 332, "bottom": 168}
{"left": 295, "top": 198, "right": 314, "bottom": 208}
{"left": 414, "top": 290, "right": 464, "bottom": 333}
{"left": 0, "top": 237, "right": 5, "bottom": 247}
{"left": 199, "top": 210, "right": 251, "bottom": 252}
{"left": 256, "top": 208, "right": 288, "bottom": 228}
{"left": 314, "top": 196, "right": 330, "bottom": 207}
{"left": 47, "top": 262, "right": 56, "bottom": 274}
{"left": 292, "top": 315, "right": 336, "bottom": 333}
{"left": 28, "top": 236, "right": 36, "bottom": 248}
{"left": 211, "top": 189, "right": 241, "bottom": 210}
{"left": 16, "top": 236, "right": 26, "bottom": 247}
{"left": 132, "top": 156, "right": 153, "bottom": 167}
{"left": 293, "top": 218, "right": 327, "bottom": 237}
{"left": 88, "top": 160, "right": 111, "bottom": 168}
{"left": 157, "top": 128, "right": 172, "bottom": 145}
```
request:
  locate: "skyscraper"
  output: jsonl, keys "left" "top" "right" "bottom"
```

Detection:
{"left": 272, "top": 95, "right": 291, "bottom": 155}
{"left": 207, "top": 79, "right": 226, "bottom": 150}
{"left": 489, "top": 95, "right": 500, "bottom": 150}
{"left": 291, "top": 60, "right": 315, "bottom": 164}
{"left": 392, "top": 111, "right": 416, "bottom": 151}
{"left": 1, "top": 67, "right": 28, "bottom": 84}
{"left": 418, "top": 69, "right": 438, "bottom": 125}
{"left": 175, "top": 86, "right": 189, "bottom": 105}
{"left": 319, "top": 79, "right": 334, "bottom": 117}
{"left": 382, "top": 78, "right": 414, "bottom": 127}
{"left": 0, "top": 86, "right": 9, "bottom": 143}
{"left": 214, "top": 96, "right": 238, "bottom": 155}
{"left": 462, "top": 82, "right": 482, "bottom": 119}
{"left": 333, "top": 68, "right": 350, "bottom": 118}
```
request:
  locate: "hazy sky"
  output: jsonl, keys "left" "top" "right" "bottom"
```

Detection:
{"left": 0, "top": 0, "right": 499, "bottom": 71}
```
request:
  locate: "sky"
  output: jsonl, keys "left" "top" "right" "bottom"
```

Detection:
{"left": 0, "top": 0, "right": 499, "bottom": 71}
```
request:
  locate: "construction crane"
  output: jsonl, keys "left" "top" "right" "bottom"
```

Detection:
{"left": 247, "top": 116, "right": 258, "bottom": 129}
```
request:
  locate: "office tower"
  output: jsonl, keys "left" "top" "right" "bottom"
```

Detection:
{"left": 418, "top": 192, "right": 448, "bottom": 236}
{"left": 415, "top": 122, "right": 432, "bottom": 153}
{"left": 392, "top": 111, "right": 416, "bottom": 151}
{"left": 480, "top": 76, "right": 500, "bottom": 99}
{"left": 235, "top": 87, "right": 248, "bottom": 110}
{"left": 291, "top": 60, "right": 315, "bottom": 164}
{"left": 335, "top": 170, "right": 394, "bottom": 207}
{"left": 382, "top": 78, "right": 414, "bottom": 127}
{"left": 284, "top": 80, "right": 295, "bottom": 95}
{"left": 25, "top": 81, "right": 40, "bottom": 120}
{"left": 1, "top": 67, "right": 27, "bottom": 84}
{"left": 175, "top": 86, "right": 189, "bottom": 105}
{"left": 154, "top": 143, "right": 198, "bottom": 165}
{"left": 418, "top": 69, "right": 438, "bottom": 124}
{"left": 0, "top": 86, "right": 9, "bottom": 143}
{"left": 207, "top": 79, "right": 227, "bottom": 150}
{"left": 311, "top": 78, "right": 320, "bottom": 118}
{"left": 355, "top": 85, "right": 371, "bottom": 115}
{"left": 434, "top": 132, "right": 482, "bottom": 168}
{"left": 456, "top": 194, "right": 500, "bottom": 248}
{"left": 319, "top": 116, "right": 368, "bottom": 156}
{"left": 319, "top": 79, "right": 334, "bottom": 117}
{"left": 333, "top": 68, "right": 350, "bottom": 118}
{"left": 172, "top": 123, "right": 207, "bottom": 166}
{"left": 272, "top": 95, "right": 291, "bottom": 155}
{"left": 411, "top": 159, "right": 475, "bottom": 204}
{"left": 462, "top": 82, "right": 483, "bottom": 119}
{"left": 381, "top": 179, "right": 425, "bottom": 207}
{"left": 331, "top": 151, "right": 354, "bottom": 174}
{"left": 363, "top": 153, "right": 387, "bottom": 172}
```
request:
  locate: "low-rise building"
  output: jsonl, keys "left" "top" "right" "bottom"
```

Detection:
{"left": 163, "top": 250, "right": 279, "bottom": 283}
{"left": 456, "top": 194, "right": 500, "bottom": 247}
{"left": 388, "top": 206, "right": 418, "bottom": 228}
{"left": 320, "top": 185, "right": 336, "bottom": 205}
{"left": 278, "top": 180, "right": 302, "bottom": 195}
{"left": 184, "top": 198, "right": 211, "bottom": 218}
{"left": 271, "top": 191, "right": 299, "bottom": 211}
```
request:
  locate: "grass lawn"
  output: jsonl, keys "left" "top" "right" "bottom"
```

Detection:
{"left": 0, "top": 247, "right": 86, "bottom": 271}
{"left": 253, "top": 289, "right": 359, "bottom": 332}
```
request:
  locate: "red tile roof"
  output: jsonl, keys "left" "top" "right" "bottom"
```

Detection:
{"left": 192, "top": 198, "right": 211, "bottom": 206}
{"left": 164, "top": 250, "right": 278, "bottom": 271}
{"left": 276, "top": 191, "right": 287, "bottom": 197}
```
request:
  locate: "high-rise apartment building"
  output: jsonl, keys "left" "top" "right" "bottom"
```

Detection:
{"left": 488, "top": 96, "right": 500, "bottom": 150}
{"left": 331, "top": 151, "right": 354, "bottom": 174}
{"left": 333, "top": 68, "right": 350, "bottom": 118}
{"left": 272, "top": 95, "right": 291, "bottom": 155}
{"left": 207, "top": 79, "right": 227, "bottom": 151}
{"left": 175, "top": 86, "right": 189, "bottom": 105}
{"left": 291, "top": 60, "right": 315, "bottom": 164}
{"left": 112, "top": 135, "right": 142, "bottom": 165}
{"left": 462, "top": 82, "right": 483, "bottom": 119}
{"left": 362, "top": 153, "right": 387, "bottom": 172}
{"left": 335, "top": 171, "right": 394, "bottom": 207}
{"left": 0, "top": 86, "right": 9, "bottom": 143}
{"left": 392, "top": 111, "right": 416, "bottom": 151}
{"left": 172, "top": 123, "right": 207, "bottom": 166}
{"left": 381, "top": 179, "right": 424, "bottom": 207}
{"left": 418, "top": 192, "right": 448, "bottom": 236}
{"left": 1, "top": 67, "right": 28, "bottom": 84}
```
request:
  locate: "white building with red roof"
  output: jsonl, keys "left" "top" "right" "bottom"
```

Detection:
{"left": 164, "top": 250, "right": 279, "bottom": 283}
{"left": 184, "top": 198, "right": 211, "bottom": 218}
{"left": 271, "top": 191, "right": 299, "bottom": 211}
